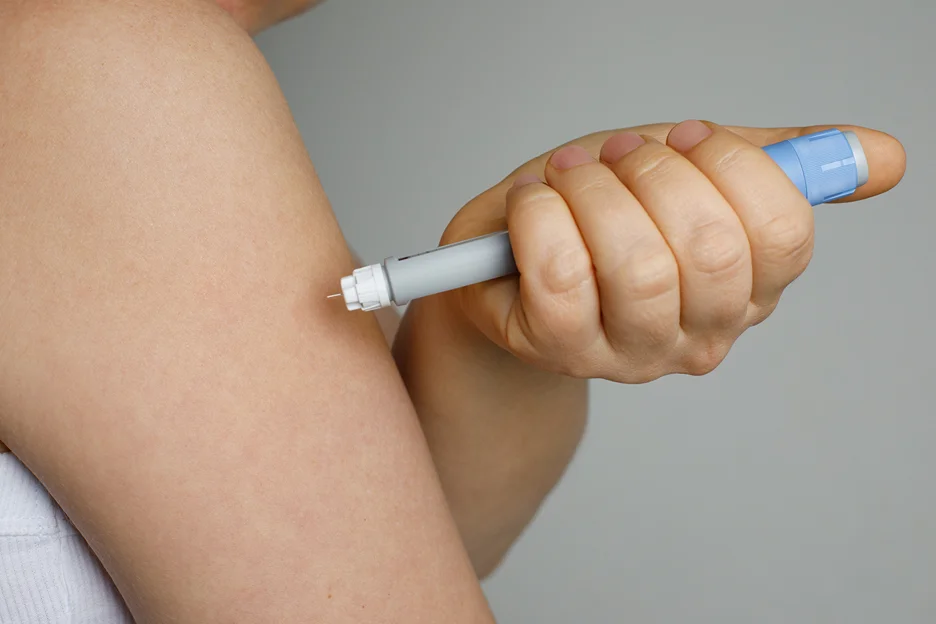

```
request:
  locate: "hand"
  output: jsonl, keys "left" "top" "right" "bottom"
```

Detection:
{"left": 441, "top": 121, "right": 905, "bottom": 383}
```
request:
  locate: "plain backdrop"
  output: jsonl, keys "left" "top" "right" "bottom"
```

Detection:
{"left": 256, "top": 1, "right": 933, "bottom": 621}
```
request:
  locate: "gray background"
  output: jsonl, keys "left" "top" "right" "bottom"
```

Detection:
{"left": 256, "top": 1, "right": 934, "bottom": 621}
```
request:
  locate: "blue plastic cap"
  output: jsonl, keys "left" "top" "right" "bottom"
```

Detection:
{"left": 762, "top": 128, "right": 869, "bottom": 206}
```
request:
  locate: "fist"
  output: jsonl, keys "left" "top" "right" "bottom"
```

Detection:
{"left": 444, "top": 121, "right": 905, "bottom": 383}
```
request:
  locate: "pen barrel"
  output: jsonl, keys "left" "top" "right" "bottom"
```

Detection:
{"left": 384, "top": 231, "right": 516, "bottom": 305}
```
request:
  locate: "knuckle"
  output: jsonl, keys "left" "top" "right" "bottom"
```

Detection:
{"left": 712, "top": 144, "right": 753, "bottom": 176}
{"left": 593, "top": 360, "right": 651, "bottom": 383}
{"left": 544, "top": 310, "right": 595, "bottom": 354}
{"left": 703, "top": 295, "right": 748, "bottom": 330}
{"left": 508, "top": 185, "right": 561, "bottom": 215}
{"left": 604, "top": 322, "right": 681, "bottom": 383}
{"left": 514, "top": 291, "right": 600, "bottom": 361}
{"left": 524, "top": 337, "right": 600, "bottom": 380}
{"left": 555, "top": 358, "right": 595, "bottom": 380}
{"left": 634, "top": 370, "right": 670, "bottom": 385}
{"left": 629, "top": 151, "right": 683, "bottom": 184}
{"left": 686, "top": 219, "right": 748, "bottom": 276}
{"left": 635, "top": 319, "right": 680, "bottom": 354}
{"left": 613, "top": 242, "right": 679, "bottom": 302}
{"left": 754, "top": 212, "right": 815, "bottom": 268}
{"left": 503, "top": 305, "right": 542, "bottom": 364}
{"left": 682, "top": 340, "right": 730, "bottom": 376}
{"left": 722, "top": 301, "right": 749, "bottom": 328}
{"left": 616, "top": 364, "right": 668, "bottom": 385}
{"left": 747, "top": 301, "right": 778, "bottom": 326}
{"left": 572, "top": 175, "right": 619, "bottom": 199}
{"left": 604, "top": 320, "right": 677, "bottom": 370}
{"left": 541, "top": 243, "right": 594, "bottom": 296}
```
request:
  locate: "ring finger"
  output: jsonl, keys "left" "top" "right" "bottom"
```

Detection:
{"left": 543, "top": 142, "right": 682, "bottom": 358}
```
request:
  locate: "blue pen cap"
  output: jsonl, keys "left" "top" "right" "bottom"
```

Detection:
{"left": 762, "top": 128, "right": 870, "bottom": 206}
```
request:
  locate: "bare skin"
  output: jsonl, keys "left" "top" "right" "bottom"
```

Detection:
{"left": 0, "top": 0, "right": 906, "bottom": 620}
{"left": 392, "top": 122, "right": 905, "bottom": 576}
{"left": 0, "top": 1, "right": 494, "bottom": 620}
{"left": 0, "top": 0, "right": 301, "bottom": 454}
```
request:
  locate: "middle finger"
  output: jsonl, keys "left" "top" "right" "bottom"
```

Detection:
{"left": 602, "top": 131, "right": 752, "bottom": 336}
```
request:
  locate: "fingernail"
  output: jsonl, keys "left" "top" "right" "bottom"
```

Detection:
{"left": 599, "top": 132, "right": 646, "bottom": 163}
{"left": 668, "top": 120, "right": 713, "bottom": 152}
{"left": 510, "top": 173, "right": 541, "bottom": 190}
{"left": 550, "top": 145, "right": 594, "bottom": 171}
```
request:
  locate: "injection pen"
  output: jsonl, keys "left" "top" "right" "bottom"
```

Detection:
{"left": 331, "top": 128, "right": 869, "bottom": 312}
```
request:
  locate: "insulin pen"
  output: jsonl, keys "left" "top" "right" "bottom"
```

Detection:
{"left": 330, "top": 128, "right": 869, "bottom": 312}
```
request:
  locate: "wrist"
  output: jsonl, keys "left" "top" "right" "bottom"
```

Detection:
{"left": 419, "top": 289, "right": 581, "bottom": 388}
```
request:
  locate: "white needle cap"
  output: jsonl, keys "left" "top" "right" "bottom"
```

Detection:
{"left": 339, "top": 263, "right": 392, "bottom": 311}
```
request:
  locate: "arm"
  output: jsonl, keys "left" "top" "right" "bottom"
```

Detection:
{"left": 0, "top": 1, "right": 494, "bottom": 621}
{"left": 365, "top": 260, "right": 578, "bottom": 579}
{"left": 388, "top": 122, "right": 906, "bottom": 578}
{"left": 393, "top": 291, "right": 587, "bottom": 579}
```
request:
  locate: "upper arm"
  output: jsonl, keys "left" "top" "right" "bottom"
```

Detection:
{"left": 0, "top": 2, "right": 491, "bottom": 621}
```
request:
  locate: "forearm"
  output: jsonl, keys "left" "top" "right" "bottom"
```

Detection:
{"left": 392, "top": 290, "right": 588, "bottom": 578}
{"left": 386, "top": 123, "right": 763, "bottom": 577}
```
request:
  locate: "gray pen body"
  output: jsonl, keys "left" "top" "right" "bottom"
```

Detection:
{"left": 383, "top": 231, "right": 517, "bottom": 305}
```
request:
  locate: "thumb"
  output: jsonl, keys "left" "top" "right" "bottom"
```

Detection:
{"left": 718, "top": 124, "right": 907, "bottom": 202}
{"left": 510, "top": 123, "right": 906, "bottom": 204}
